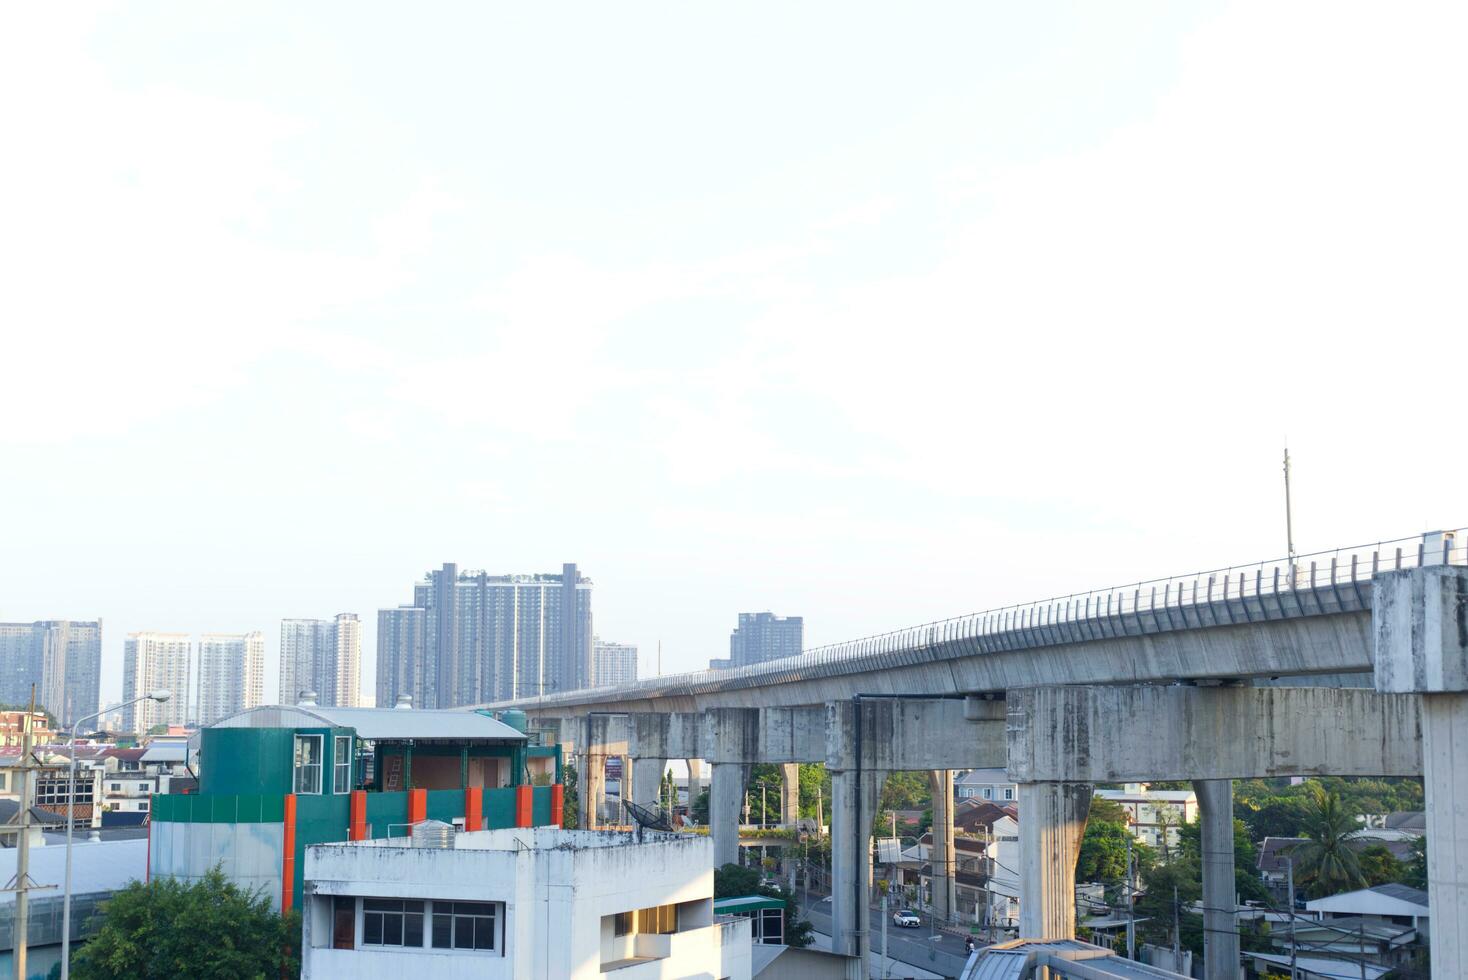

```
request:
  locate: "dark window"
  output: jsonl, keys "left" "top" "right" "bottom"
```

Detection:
{"left": 432, "top": 901, "right": 497, "bottom": 951}
{"left": 362, "top": 899, "right": 424, "bottom": 947}
{"left": 612, "top": 911, "right": 633, "bottom": 937}
{"left": 332, "top": 897, "right": 354, "bottom": 950}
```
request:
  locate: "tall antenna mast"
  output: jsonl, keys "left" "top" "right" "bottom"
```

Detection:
{"left": 1283, "top": 447, "right": 1297, "bottom": 574}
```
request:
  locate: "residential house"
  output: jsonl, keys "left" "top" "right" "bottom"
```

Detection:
{"left": 1093, "top": 783, "right": 1197, "bottom": 852}
{"left": 955, "top": 768, "right": 1017, "bottom": 804}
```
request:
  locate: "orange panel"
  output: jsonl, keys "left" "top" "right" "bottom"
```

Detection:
{"left": 515, "top": 784, "right": 533, "bottom": 828}
{"left": 551, "top": 783, "right": 564, "bottom": 827}
{"left": 465, "top": 786, "right": 483, "bottom": 832}
{"left": 282, "top": 794, "right": 297, "bottom": 912}
{"left": 349, "top": 790, "right": 367, "bottom": 841}
{"left": 408, "top": 787, "right": 427, "bottom": 825}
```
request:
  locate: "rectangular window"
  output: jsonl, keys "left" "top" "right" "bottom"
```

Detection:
{"left": 637, "top": 904, "right": 678, "bottom": 935}
{"left": 612, "top": 911, "right": 633, "bottom": 937}
{"left": 333, "top": 735, "right": 352, "bottom": 794}
{"left": 294, "top": 735, "right": 323, "bottom": 795}
{"left": 431, "top": 901, "right": 498, "bottom": 951}
{"left": 1003, "top": 788, "right": 1014, "bottom": 801}
{"left": 332, "top": 896, "right": 355, "bottom": 950}
{"left": 362, "top": 899, "right": 424, "bottom": 947}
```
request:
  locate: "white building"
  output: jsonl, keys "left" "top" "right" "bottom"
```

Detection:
{"left": 955, "top": 768, "right": 1016, "bottom": 804}
{"left": 1094, "top": 783, "right": 1198, "bottom": 852}
{"left": 302, "top": 826, "right": 751, "bottom": 980}
{"left": 196, "top": 632, "right": 266, "bottom": 726}
{"left": 592, "top": 637, "right": 638, "bottom": 689}
{"left": 281, "top": 614, "right": 362, "bottom": 708}
{"left": 121, "top": 633, "right": 192, "bottom": 732}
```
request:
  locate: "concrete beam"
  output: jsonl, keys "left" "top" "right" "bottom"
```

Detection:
{"left": 702, "top": 707, "right": 826, "bottom": 765}
{"left": 629, "top": 711, "right": 703, "bottom": 761}
{"left": 826, "top": 698, "right": 1006, "bottom": 772}
{"left": 497, "top": 609, "right": 1374, "bottom": 714}
{"left": 1006, "top": 685, "right": 1421, "bottom": 783}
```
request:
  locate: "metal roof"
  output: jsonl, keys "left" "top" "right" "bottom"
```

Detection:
{"left": 140, "top": 742, "right": 188, "bottom": 763}
{"left": 0, "top": 839, "right": 147, "bottom": 904}
{"left": 210, "top": 705, "right": 527, "bottom": 742}
{"left": 714, "top": 896, "right": 787, "bottom": 913}
{"left": 963, "top": 940, "right": 1190, "bottom": 980}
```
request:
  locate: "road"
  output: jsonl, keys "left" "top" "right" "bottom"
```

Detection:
{"left": 797, "top": 895, "right": 973, "bottom": 979}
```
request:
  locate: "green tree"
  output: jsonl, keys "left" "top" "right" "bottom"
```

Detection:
{"left": 561, "top": 762, "right": 580, "bottom": 828}
{"left": 714, "top": 864, "right": 814, "bottom": 948}
{"left": 796, "top": 763, "right": 831, "bottom": 823}
{"left": 1291, "top": 786, "right": 1366, "bottom": 898}
{"left": 1357, "top": 844, "right": 1405, "bottom": 887}
{"left": 1076, "top": 820, "right": 1137, "bottom": 886}
{"left": 70, "top": 869, "right": 298, "bottom": 980}
{"left": 1402, "top": 836, "right": 1427, "bottom": 889}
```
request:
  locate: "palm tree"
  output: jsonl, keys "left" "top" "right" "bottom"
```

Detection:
{"left": 1290, "top": 785, "right": 1366, "bottom": 898}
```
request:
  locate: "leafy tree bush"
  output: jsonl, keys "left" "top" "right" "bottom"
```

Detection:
{"left": 70, "top": 869, "right": 298, "bottom": 980}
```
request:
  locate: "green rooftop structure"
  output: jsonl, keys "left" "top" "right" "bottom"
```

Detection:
{"left": 149, "top": 704, "right": 563, "bottom": 911}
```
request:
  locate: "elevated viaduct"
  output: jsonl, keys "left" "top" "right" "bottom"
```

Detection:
{"left": 479, "top": 530, "right": 1467, "bottom": 979}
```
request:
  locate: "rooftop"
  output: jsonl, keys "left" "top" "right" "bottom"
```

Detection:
{"left": 0, "top": 838, "right": 147, "bottom": 904}
{"left": 1307, "top": 883, "right": 1430, "bottom": 917}
{"left": 319, "top": 825, "right": 694, "bottom": 854}
{"left": 210, "top": 705, "right": 527, "bottom": 742}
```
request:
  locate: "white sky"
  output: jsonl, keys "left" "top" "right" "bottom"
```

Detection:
{"left": 2, "top": 3, "right": 1465, "bottom": 706}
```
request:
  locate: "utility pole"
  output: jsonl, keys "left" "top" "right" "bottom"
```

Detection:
{"left": 8, "top": 688, "right": 53, "bottom": 980}
{"left": 1286, "top": 856, "right": 1298, "bottom": 980}
{"left": 816, "top": 783, "right": 823, "bottom": 836}
{"left": 1125, "top": 836, "right": 1136, "bottom": 960}
{"left": 1173, "top": 884, "right": 1181, "bottom": 964}
{"left": 761, "top": 782, "right": 767, "bottom": 831}
{"left": 1283, "top": 447, "right": 1298, "bottom": 576}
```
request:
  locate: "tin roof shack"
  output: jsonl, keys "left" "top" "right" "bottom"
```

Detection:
{"left": 149, "top": 705, "right": 563, "bottom": 911}
{"left": 301, "top": 827, "right": 750, "bottom": 980}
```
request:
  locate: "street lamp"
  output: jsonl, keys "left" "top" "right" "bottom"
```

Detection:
{"left": 61, "top": 689, "right": 171, "bottom": 980}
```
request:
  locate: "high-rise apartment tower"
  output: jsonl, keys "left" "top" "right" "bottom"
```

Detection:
{"left": 0, "top": 620, "right": 102, "bottom": 727}
{"left": 122, "top": 632, "right": 192, "bottom": 732}
{"left": 709, "top": 612, "right": 804, "bottom": 670}
{"left": 591, "top": 637, "right": 638, "bottom": 688}
{"left": 280, "top": 614, "right": 361, "bottom": 708}
{"left": 196, "top": 632, "right": 265, "bottom": 726}
{"left": 377, "top": 563, "right": 593, "bottom": 709}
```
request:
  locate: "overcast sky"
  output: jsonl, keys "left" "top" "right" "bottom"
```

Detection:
{"left": 2, "top": 3, "right": 1464, "bottom": 706}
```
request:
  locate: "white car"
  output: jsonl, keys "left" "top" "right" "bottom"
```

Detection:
{"left": 892, "top": 909, "right": 921, "bottom": 928}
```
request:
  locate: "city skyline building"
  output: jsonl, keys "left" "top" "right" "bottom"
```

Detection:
{"left": 0, "top": 619, "right": 103, "bottom": 727}
{"left": 376, "top": 562, "right": 593, "bottom": 709}
{"left": 280, "top": 613, "right": 361, "bottom": 708}
{"left": 709, "top": 612, "right": 803, "bottom": 670}
{"left": 196, "top": 632, "right": 266, "bottom": 726}
{"left": 591, "top": 636, "right": 638, "bottom": 688}
{"left": 121, "top": 632, "right": 192, "bottom": 732}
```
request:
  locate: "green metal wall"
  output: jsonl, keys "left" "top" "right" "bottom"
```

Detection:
{"left": 532, "top": 785, "right": 553, "bottom": 825}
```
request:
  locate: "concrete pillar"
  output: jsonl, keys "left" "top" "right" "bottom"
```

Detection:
{"left": 1017, "top": 782, "right": 1091, "bottom": 940}
{"left": 780, "top": 763, "right": 800, "bottom": 829}
{"left": 710, "top": 762, "right": 746, "bottom": 868}
{"left": 1374, "top": 563, "right": 1468, "bottom": 974}
{"left": 1194, "top": 779, "right": 1239, "bottom": 980}
{"left": 686, "top": 758, "right": 703, "bottom": 813}
{"left": 632, "top": 757, "right": 665, "bottom": 812}
{"left": 830, "top": 768, "right": 883, "bottom": 965}
{"left": 1422, "top": 692, "right": 1468, "bottom": 973}
{"left": 929, "top": 770, "right": 957, "bottom": 924}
